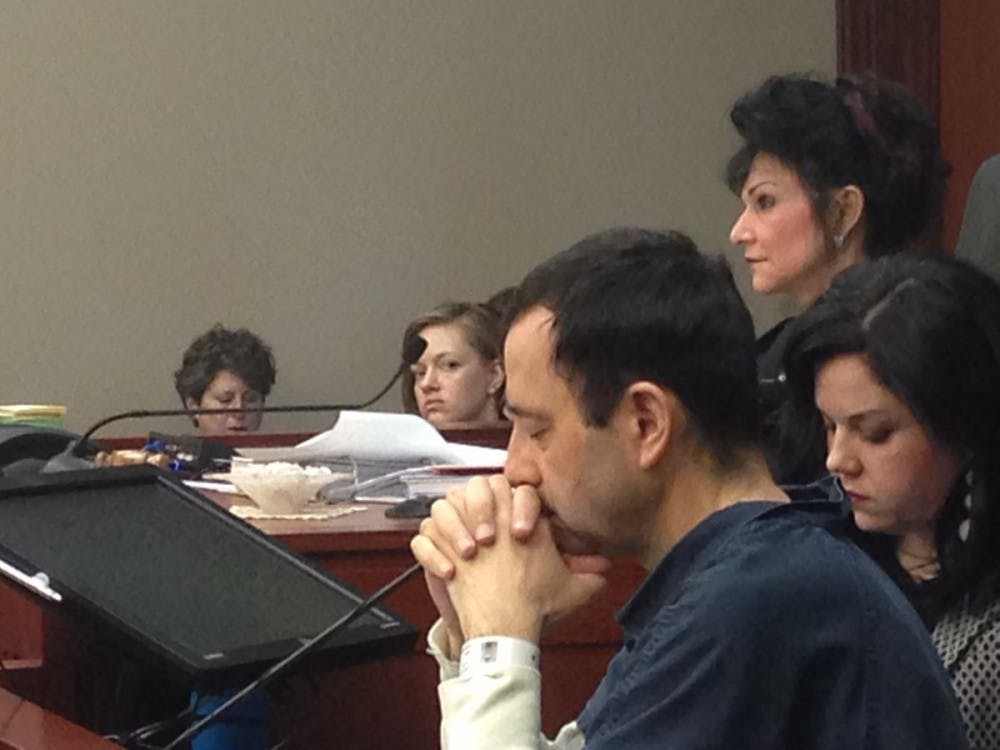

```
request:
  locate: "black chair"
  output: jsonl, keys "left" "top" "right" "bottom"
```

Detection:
{"left": 0, "top": 425, "right": 95, "bottom": 475}
{"left": 956, "top": 153, "right": 1000, "bottom": 281}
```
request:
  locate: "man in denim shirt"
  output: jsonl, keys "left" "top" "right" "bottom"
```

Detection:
{"left": 411, "top": 228, "right": 967, "bottom": 749}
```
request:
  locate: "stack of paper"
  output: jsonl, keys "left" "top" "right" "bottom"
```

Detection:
{"left": 0, "top": 404, "right": 66, "bottom": 428}
{"left": 400, "top": 465, "right": 503, "bottom": 500}
{"left": 239, "top": 411, "right": 506, "bottom": 466}
{"left": 237, "top": 411, "right": 506, "bottom": 502}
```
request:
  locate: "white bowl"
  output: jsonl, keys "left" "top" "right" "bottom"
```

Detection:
{"left": 227, "top": 462, "right": 345, "bottom": 515}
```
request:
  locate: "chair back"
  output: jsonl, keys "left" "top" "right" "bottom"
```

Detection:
{"left": 956, "top": 153, "right": 1000, "bottom": 280}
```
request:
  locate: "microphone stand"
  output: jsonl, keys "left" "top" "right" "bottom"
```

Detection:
{"left": 158, "top": 561, "right": 422, "bottom": 750}
{"left": 70, "top": 337, "right": 429, "bottom": 460}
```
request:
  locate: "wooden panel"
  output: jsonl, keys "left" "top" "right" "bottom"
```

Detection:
{"left": 0, "top": 687, "right": 119, "bottom": 750}
{"left": 98, "top": 431, "right": 314, "bottom": 451}
{"left": 837, "top": 0, "right": 1000, "bottom": 250}
{"left": 98, "top": 423, "right": 511, "bottom": 452}
{"left": 939, "top": 0, "right": 1000, "bottom": 247}
{"left": 837, "top": 0, "right": 940, "bottom": 117}
{"left": 0, "top": 584, "right": 43, "bottom": 664}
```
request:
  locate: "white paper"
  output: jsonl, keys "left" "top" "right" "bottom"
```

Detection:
{"left": 237, "top": 410, "right": 506, "bottom": 467}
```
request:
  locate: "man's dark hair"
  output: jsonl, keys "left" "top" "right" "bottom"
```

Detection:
{"left": 513, "top": 228, "right": 761, "bottom": 466}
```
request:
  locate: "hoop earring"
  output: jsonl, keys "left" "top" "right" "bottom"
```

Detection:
{"left": 958, "top": 468, "right": 974, "bottom": 543}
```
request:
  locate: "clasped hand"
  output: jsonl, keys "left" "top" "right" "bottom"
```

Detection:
{"left": 410, "top": 475, "right": 610, "bottom": 655}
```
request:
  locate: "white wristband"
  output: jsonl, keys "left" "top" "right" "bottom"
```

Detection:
{"left": 459, "top": 636, "right": 540, "bottom": 678}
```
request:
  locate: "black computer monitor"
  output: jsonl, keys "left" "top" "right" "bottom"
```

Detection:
{"left": 0, "top": 465, "right": 415, "bottom": 687}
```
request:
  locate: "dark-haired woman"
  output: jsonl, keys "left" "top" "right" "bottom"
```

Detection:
{"left": 783, "top": 253, "right": 1000, "bottom": 749}
{"left": 726, "top": 72, "right": 949, "bottom": 482}
{"left": 174, "top": 324, "right": 276, "bottom": 435}
{"left": 175, "top": 325, "right": 278, "bottom": 748}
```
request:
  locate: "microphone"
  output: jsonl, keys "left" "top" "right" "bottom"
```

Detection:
{"left": 157, "top": 561, "right": 423, "bottom": 750}
{"left": 53, "top": 337, "right": 429, "bottom": 466}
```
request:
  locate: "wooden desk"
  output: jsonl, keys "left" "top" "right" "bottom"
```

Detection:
{"left": 0, "top": 686, "right": 119, "bottom": 749}
{"left": 0, "top": 491, "right": 643, "bottom": 748}
{"left": 97, "top": 423, "right": 512, "bottom": 452}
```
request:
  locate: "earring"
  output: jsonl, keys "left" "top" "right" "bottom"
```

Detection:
{"left": 958, "top": 468, "right": 974, "bottom": 543}
{"left": 832, "top": 234, "right": 845, "bottom": 250}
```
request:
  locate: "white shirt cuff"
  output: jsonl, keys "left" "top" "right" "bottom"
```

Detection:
{"left": 460, "top": 635, "right": 540, "bottom": 678}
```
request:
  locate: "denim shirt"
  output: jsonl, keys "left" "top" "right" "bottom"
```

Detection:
{"left": 576, "top": 494, "right": 967, "bottom": 749}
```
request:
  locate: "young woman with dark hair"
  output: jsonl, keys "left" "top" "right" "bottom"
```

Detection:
{"left": 783, "top": 252, "right": 1000, "bottom": 749}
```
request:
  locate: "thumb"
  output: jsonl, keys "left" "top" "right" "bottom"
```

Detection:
{"left": 549, "top": 571, "right": 607, "bottom": 622}
{"left": 569, "top": 571, "right": 608, "bottom": 603}
{"left": 564, "top": 554, "right": 613, "bottom": 575}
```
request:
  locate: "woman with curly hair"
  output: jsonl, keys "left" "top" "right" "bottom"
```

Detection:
{"left": 783, "top": 252, "right": 1000, "bottom": 749}
{"left": 726, "top": 72, "right": 950, "bottom": 482}
{"left": 174, "top": 324, "right": 276, "bottom": 435}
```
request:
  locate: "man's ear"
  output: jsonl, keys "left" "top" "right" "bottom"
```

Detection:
{"left": 827, "top": 184, "right": 865, "bottom": 242}
{"left": 619, "top": 382, "right": 677, "bottom": 470}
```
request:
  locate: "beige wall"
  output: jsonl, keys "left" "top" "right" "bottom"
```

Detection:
{"left": 0, "top": 1, "right": 834, "bottom": 434}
